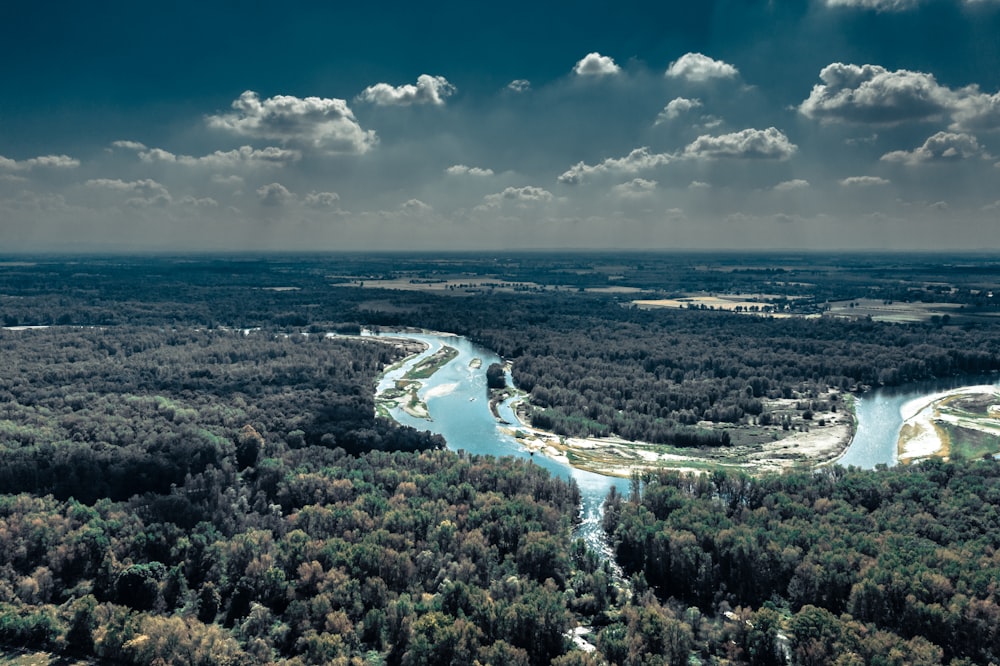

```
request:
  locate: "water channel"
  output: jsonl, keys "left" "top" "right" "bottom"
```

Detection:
{"left": 365, "top": 330, "right": 1000, "bottom": 551}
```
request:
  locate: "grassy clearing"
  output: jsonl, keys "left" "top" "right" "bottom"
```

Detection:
{"left": 941, "top": 422, "right": 1000, "bottom": 460}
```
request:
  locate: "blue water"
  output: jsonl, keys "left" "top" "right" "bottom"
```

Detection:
{"left": 365, "top": 331, "right": 629, "bottom": 553}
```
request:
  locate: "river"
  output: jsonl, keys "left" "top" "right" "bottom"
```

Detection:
{"left": 837, "top": 373, "right": 1000, "bottom": 468}
{"left": 365, "top": 331, "right": 629, "bottom": 554}
{"left": 365, "top": 330, "right": 999, "bottom": 551}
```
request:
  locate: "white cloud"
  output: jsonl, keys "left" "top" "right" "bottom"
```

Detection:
{"left": 0, "top": 154, "right": 80, "bottom": 171}
{"left": 110, "top": 140, "right": 147, "bottom": 151}
{"left": 689, "top": 181, "right": 711, "bottom": 189}
{"left": 445, "top": 164, "right": 494, "bottom": 177}
{"left": 773, "top": 179, "right": 811, "bottom": 191}
{"left": 825, "top": 0, "right": 921, "bottom": 11}
{"left": 665, "top": 53, "right": 739, "bottom": 83}
{"left": 86, "top": 178, "right": 169, "bottom": 198}
{"left": 559, "top": 147, "right": 673, "bottom": 184}
{"left": 357, "top": 74, "right": 456, "bottom": 106}
{"left": 684, "top": 127, "right": 797, "bottom": 159}
{"left": 655, "top": 97, "right": 702, "bottom": 124}
{"left": 881, "top": 131, "right": 991, "bottom": 164}
{"left": 799, "top": 63, "right": 1000, "bottom": 130}
{"left": 612, "top": 178, "right": 658, "bottom": 198}
{"left": 304, "top": 191, "right": 340, "bottom": 208}
{"left": 139, "top": 145, "right": 301, "bottom": 168}
{"left": 401, "top": 198, "right": 433, "bottom": 213}
{"left": 257, "top": 182, "right": 294, "bottom": 206}
{"left": 208, "top": 91, "right": 377, "bottom": 153}
{"left": 478, "top": 186, "right": 553, "bottom": 210}
{"left": 573, "top": 52, "right": 621, "bottom": 77}
{"left": 507, "top": 79, "right": 531, "bottom": 93}
{"left": 86, "top": 178, "right": 172, "bottom": 207}
{"left": 840, "top": 175, "right": 891, "bottom": 186}
{"left": 950, "top": 91, "right": 1000, "bottom": 132}
{"left": 825, "top": 0, "right": 996, "bottom": 9}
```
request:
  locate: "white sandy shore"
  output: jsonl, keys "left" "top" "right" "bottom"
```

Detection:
{"left": 898, "top": 385, "right": 1000, "bottom": 462}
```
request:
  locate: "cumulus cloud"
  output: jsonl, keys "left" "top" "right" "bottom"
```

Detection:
{"left": 799, "top": 63, "right": 1000, "bottom": 130}
{"left": 655, "top": 97, "right": 702, "bottom": 124}
{"left": 612, "top": 178, "right": 658, "bottom": 198}
{"left": 950, "top": 91, "right": 1000, "bottom": 132}
{"left": 86, "top": 178, "right": 172, "bottom": 207}
{"left": 573, "top": 52, "right": 621, "bottom": 77}
{"left": 507, "top": 79, "right": 531, "bottom": 93}
{"left": 86, "top": 178, "right": 169, "bottom": 196}
{"left": 208, "top": 91, "right": 376, "bottom": 153}
{"left": 478, "top": 186, "right": 553, "bottom": 210}
{"left": 665, "top": 53, "right": 739, "bottom": 83}
{"left": 773, "top": 179, "right": 811, "bottom": 191}
{"left": 0, "top": 154, "right": 80, "bottom": 171}
{"left": 357, "top": 75, "right": 455, "bottom": 106}
{"left": 401, "top": 198, "right": 433, "bottom": 213}
{"left": 304, "top": 191, "right": 340, "bottom": 207}
{"left": 559, "top": 147, "right": 673, "bottom": 184}
{"left": 445, "top": 164, "right": 494, "bottom": 177}
{"left": 840, "top": 175, "right": 890, "bottom": 186}
{"left": 684, "top": 128, "right": 797, "bottom": 159}
{"left": 689, "top": 181, "right": 711, "bottom": 189}
{"left": 110, "top": 140, "right": 147, "bottom": 151}
{"left": 257, "top": 182, "right": 294, "bottom": 206}
{"left": 881, "top": 131, "right": 991, "bottom": 164}
{"left": 139, "top": 145, "right": 301, "bottom": 168}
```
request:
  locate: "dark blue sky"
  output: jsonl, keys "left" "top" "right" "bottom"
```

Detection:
{"left": 2, "top": 0, "right": 999, "bottom": 251}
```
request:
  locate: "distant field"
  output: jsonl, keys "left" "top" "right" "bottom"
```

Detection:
{"left": 633, "top": 293, "right": 795, "bottom": 317}
{"left": 825, "top": 298, "right": 965, "bottom": 323}
{"left": 332, "top": 276, "right": 549, "bottom": 294}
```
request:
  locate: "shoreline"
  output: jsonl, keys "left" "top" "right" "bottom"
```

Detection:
{"left": 897, "top": 385, "right": 1000, "bottom": 463}
{"left": 501, "top": 394, "right": 855, "bottom": 477}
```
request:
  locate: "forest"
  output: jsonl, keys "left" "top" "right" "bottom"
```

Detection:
{"left": 0, "top": 252, "right": 999, "bottom": 664}
{"left": 603, "top": 460, "right": 1000, "bottom": 665}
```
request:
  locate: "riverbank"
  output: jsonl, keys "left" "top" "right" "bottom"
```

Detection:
{"left": 503, "top": 393, "right": 855, "bottom": 477}
{"left": 898, "top": 385, "right": 1000, "bottom": 463}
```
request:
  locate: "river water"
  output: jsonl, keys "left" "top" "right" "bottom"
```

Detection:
{"left": 365, "top": 330, "right": 999, "bottom": 550}
{"left": 837, "top": 374, "right": 1000, "bottom": 468}
{"left": 365, "top": 331, "right": 629, "bottom": 553}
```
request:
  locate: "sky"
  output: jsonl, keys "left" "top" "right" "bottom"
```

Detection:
{"left": 2, "top": 0, "right": 999, "bottom": 253}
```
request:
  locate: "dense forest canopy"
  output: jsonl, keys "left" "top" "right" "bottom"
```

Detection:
{"left": 0, "top": 252, "right": 999, "bottom": 664}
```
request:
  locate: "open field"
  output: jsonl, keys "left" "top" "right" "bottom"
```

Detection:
{"left": 333, "top": 276, "right": 551, "bottom": 294}
{"left": 633, "top": 293, "right": 799, "bottom": 318}
{"left": 826, "top": 298, "right": 966, "bottom": 324}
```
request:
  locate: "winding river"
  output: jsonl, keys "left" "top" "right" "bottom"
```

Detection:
{"left": 365, "top": 330, "right": 1000, "bottom": 550}
{"left": 366, "top": 331, "right": 629, "bottom": 553}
